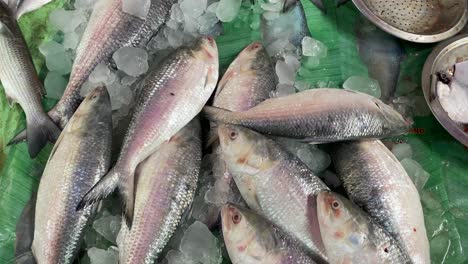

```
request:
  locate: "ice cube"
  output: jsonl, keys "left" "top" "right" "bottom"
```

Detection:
{"left": 63, "top": 32, "right": 79, "bottom": 50}
{"left": 165, "top": 250, "right": 195, "bottom": 264}
{"left": 122, "top": 0, "right": 150, "bottom": 19}
{"left": 39, "top": 41, "right": 63, "bottom": 56}
{"left": 80, "top": 80, "right": 95, "bottom": 97}
{"left": 87, "top": 247, "right": 119, "bottom": 264}
{"left": 391, "top": 143, "right": 413, "bottom": 161}
{"left": 301, "top": 37, "right": 327, "bottom": 58}
{"left": 198, "top": 12, "right": 219, "bottom": 35}
{"left": 295, "top": 81, "right": 312, "bottom": 91}
{"left": 112, "top": 47, "right": 149, "bottom": 77}
{"left": 45, "top": 50, "right": 72, "bottom": 75}
{"left": 44, "top": 72, "right": 67, "bottom": 100}
{"left": 400, "top": 158, "right": 430, "bottom": 192}
{"left": 74, "top": 0, "right": 95, "bottom": 10}
{"left": 321, "top": 170, "right": 342, "bottom": 188}
{"left": 302, "top": 56, "right": 320, "bottom": 69}
{"left": 49, "top": 8, "right": 85, "bottom": 33}
{"left": 276, "top": 60, "right": 295, "bottom": 85}
{"left": 216, "top": 0, "right": 241, "bottom": 22}
{"left": 275, "top": 83, "right": 295, "bottom": 97}
{"left": 179, "top": 221, "right": 222, "bottom": 264}
{"left": 266, "top": 38, "right": 289, "bottom": 57}
{"left": 261, "top": 2, "right": 282, "bottom": 12}
{"left": 120, "top": 75, "right": 137, "bottom": 86}
{"left": 92, "top": 212, "right": 121, "bottom": 244}
{"left": 262, "top": 11, "right": 280, "bottom": 20}
{"left": 170, "top": 3, "right": 185, "bottom": 23}
{"left": 89, "top": 63, "right": 116, "bottom": 85}
{"left": 297, "top": 145, "right": 331, "bottom": 173}
{"left": 207, "top": 2, "right": 218, "bottom": 13}
{"left": 147, "top": 31, "right": 169, "bottom": 52}
{"left": 343, "top": 76, "right": 381, "bottom": 98}
{"left": 107, "top": 81, "right": 134, "bottom": 110}
{"left": 284, "top": 54, "right": 301, "bottom": 73}
{"left": 180, "top": 0, "right": 207, "bottom": 18}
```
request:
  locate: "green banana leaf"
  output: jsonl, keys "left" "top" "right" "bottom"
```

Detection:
{"left": 1, "top": 0, "right": 467, "bottom": 263}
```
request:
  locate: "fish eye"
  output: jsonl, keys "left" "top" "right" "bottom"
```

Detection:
{"left": 232, "top": 213, "right": 242, "bottom": 224}
{"left": 229, "top": 131, "right": 238, "bottom": 140}
{"left": 332, "top": 201, "right": 340, "bottom": 209}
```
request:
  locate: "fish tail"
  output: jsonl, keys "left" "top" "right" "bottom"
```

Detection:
{"left": 202, "top": 106, "right": 237, "bottom": 125}
{"left": 77, "top": 168, "right": 120, "bottom": 211}
{"left": 118, "top": 172, "right": 136, "bottom": 228}
{"left": 25, "top": 113, "right": 61, "bottom": 158}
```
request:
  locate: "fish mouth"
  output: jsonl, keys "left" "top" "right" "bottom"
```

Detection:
{"left": 86, "top": 86, "right": 109, "bottom": 100}
{"left": 246, "top": 42, "right": 263, "bottom": 52}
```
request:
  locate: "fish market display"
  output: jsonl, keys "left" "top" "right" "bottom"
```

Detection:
{"left": 205, "top": 88, "right": 409, "bottom": 142}
{"left": 0, "top": 1, "right": 60, "bottom": 158}
{"left": 8, "top": 0, "right": 176, "bottom": 148}
{"left": 331, "top": 140, "right": 430, "bottom": 264}
{"left": 221, "top": 204, "right": 317, "bottom": 264}
{"left": 437, "top": 61, "right": 468, "bottom": 124}
{"left": 217, "top": 124, "right": 329, "bottom": 263}
{"left": 356, "top": 17, "right": 405, "bottom": 103}
{"left": 317, "top": 191, "right": 410, "bottom": 264}
{"left": 118, "top": 119, "right": 202, "bottom": 264}
{"left": 32, "top": 86, "right": 112, "bottom": 264}
{"left": 79, "top": 37, "right": 218, "bottom": 223}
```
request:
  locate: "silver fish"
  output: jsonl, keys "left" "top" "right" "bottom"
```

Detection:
{"left": 331, "top": 140, "right": 430, "bottom": 264}
{"left": 221, "top": 204, "right": 317, "bottom": 264}
{"left": 0, "top": 1, "right": 60, "bottom": 158}
{"left": 316, "top": 191, "right": 410, "bottom": 264}
{"left": 356, "top": 17, "right": 405, "bottom": 103}
{"left": 217, "top": 124, "right": 329, "bottom": 263}
{"left": 204, "top": 88, "right": 409, "bottom": 143}
{"left": 118, "top": 119, "right": 201, "bottom": 264}
{"left": 31, "top": 86, "right": 112, "bottom": 264}
{"left": 79, "top": 37, "right": 218, "bottom": 224}
{"left": 9, "top": 0, "right": 176, "bottom": 148}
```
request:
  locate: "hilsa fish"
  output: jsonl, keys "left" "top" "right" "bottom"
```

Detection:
{"left": 118, "top": 119, "right": 202, "bottom": 264}
{"left": 9, "top": 0, "right": 176, "bottom": 151}
{"left": 204, "top": 88, "right": 409, "bottom": 143}
{"left": 331, "top": 140, "right": 430, "bottom": 264}
{"left": 217, "top": 124, "right": 329, "bottom": 263}
{"left": 221, "top": 204, "right": 317, "bottom": 264}
{"left": 0, "top": 1, "right": 60, "bottom": 158}
{"left": 316, "top": 191, "right": 410, "bottom": 264}
{"left": 79, "top": 37, "right": 218, "bottom": 224}
{"left": 31, "top": 86, "right": 112, "bottom": 264}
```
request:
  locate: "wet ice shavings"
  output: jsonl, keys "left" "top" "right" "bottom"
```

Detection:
{"left": 112, "top": 47, "right": 149, "bottom": 77}
{"left": 400, "top": 158, "right": 430, "bottom": 192}
{"left": 122, "top": 0, "right": 151, "bottom": 19}
{"left": 216, "top": 0, "right": 242, "bottom": 22}
{"left": 343, "top": 76, "right": 381, "bottom": 98}
{"left": 39, "top": 41, "right": 73, "bottom": 75}
{"left": 44, "top": 72, "right": 68, "bottom": 100}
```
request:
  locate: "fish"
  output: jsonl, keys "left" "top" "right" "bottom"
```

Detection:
{"left": 356, "top": 17, "right": 405, "bottom": 103}
{"left": 31, "top": 86, "right": 112, "bottom": 264}
{"left": 0, "top": 1, "right": 60, "bottom": 158}
{"left": 221, "top": 204, "right": 317, "bottom": 264}
{"left": 118, "top": 119, "right": 201, "bottom": 264}
{"left": 316, "top": 191, "right": 410, "bottom": 264}
{"left": 8, "top": 0, "right": 176, "bottom": 148}
{"left": 261, "top": 0, "right": 311, "bottom": 53}
{"left": 78, "top": 37, "right": 218, "bottom": 224}
{"left": 331, "top": 140, "right": 430, "bottom": 264}
{"left": 217, "top": 124, "right": 329, "bottom": 263}
{"left": 204, "top": 88, "right": 410, "bottom": 143}
{"left": 207, "top": 42, "right": 276, "bottom": 215}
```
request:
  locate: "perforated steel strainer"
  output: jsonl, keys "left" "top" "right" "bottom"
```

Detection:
{"left": 352, "top": 0, "right": 468, "bottom": 43}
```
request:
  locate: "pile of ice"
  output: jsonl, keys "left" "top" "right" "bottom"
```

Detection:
{"left": 390, "top": 142, "right": 430, "bottom": 192}
{"left": 343, "top": 76, "right": 381, "bottom": 98}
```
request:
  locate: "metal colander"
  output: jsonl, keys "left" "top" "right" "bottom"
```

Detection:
{"left": 352, "top": 0, "right": 468, "bottom": 43}
{"left": 422, "top": 34, "right": 468, "bottom": 146}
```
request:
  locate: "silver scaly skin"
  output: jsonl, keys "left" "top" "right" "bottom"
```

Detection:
{"left": 31, "top": 87, "right": 112, "bottom": 264}
{"left": 118, "top": 119, "right": 201, "bottom": 264}
{"left": 331, "top": 140, "right": 430, "bottom": 264}
{"left": 222, "top": 204, "right": 317, "bottom": 264}
{"left": 217, "top": 124, "right": 329, "bottom": 263}
{"left": 79, "top": 37, "right": 218, "bottom": 224}
{"left": 317, "top": 191, "right": 410, "bottom": 264}
{"left": 0, "top": 1, "right": 60, "bottom": 158}
{"left": 204, "top": 88, "right": 410, "bottom": 143}
{"left": 9, "top": 0, "right": 176, "bottom": 147}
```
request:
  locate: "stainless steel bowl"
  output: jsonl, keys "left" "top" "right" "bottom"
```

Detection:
{"left": 422, "top": 34, "right": 468, "bottom": 146}
{"left": 352, "top": 0, "right": 468, "bottom": 43}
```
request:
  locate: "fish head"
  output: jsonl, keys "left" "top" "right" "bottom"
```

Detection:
{"left": 374, "top": 99, "right": 411, "bottom": 135}
{"left": 191, "top": 36, "right": 218, "bottom": 64}
{"left": 218, "top": 124, "right": 276, "bottom": 176}
{"left": 317, "top": 191, "right": 370, "bottom": 257}
{"left": 221, "top": 204, "right": 254, "bottom": 248}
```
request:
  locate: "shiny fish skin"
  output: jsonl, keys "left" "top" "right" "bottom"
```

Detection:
{"left": 31, "top": 87, "right": 112, "bottom": 264}
{"left": 118, "top": 119, "right": 201, "bottom": 264}
{"left": 9, "top": 0, "right": 176, "bottom": 147}
{"left": 331, "top": 140, "right": 430, "bottom": 264}
{"left": 218, "top": 124, "right": 329, "bottom": 263}
{"left": 221, "top": 204, "right": 317, "bottom": 264}
{"left": 204, "top": 88, "right": 409, "bottom": 143}
{"left": 317, "top": 191, "right": 410, "bottom": 264}
{"left": 0, "top": 1, "right": 60, "bottom": 158}
{"left": 79, "top": 37, "right": 218, "bottom": 224}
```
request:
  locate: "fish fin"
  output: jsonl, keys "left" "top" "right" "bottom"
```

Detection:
{"left": 26, "top": 114, "right": 61, "bottom": 158}
{"left": 202, "top": 106, "right": 236, "bottom": 124}
{"left": 309, "top": 0, "right": 326, "bottom": 13}
{"left": 15, "top": 0, "right": 54, "bottom": 19}
{"left": 77, "top": 168, "right": 119, "bottom": 211}
{"left": 0, "top": 21, "right": 14, "bottom": 37}
{"left": 119, "top": 174, "right": 135, "bottom": 227}
{"left": 15, "top": 192, "right": 37, "bottom": 263}
{"left": 12, "top": 251, "right": 37, "bottom": 264}
{"left": 7, "top": 129, "right": 27, "bottom": 146}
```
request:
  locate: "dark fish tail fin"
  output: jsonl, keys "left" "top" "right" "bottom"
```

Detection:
{"left": 7, "top": 129, "right": 27, "bottom": 146}
{"left": 25, "top": 114, "right": 61, "bottom": 158}
{"left": 77, "top": 168, "right": 119, "bottom": 211}
{"left": 119, "top": 177, "right": 135, "bottom": 228}
{"left": 202, "top": 106, "right": 236, "bottom": 125}
{"left": 15, "top": 192, "right": 37, "bottom": 264}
